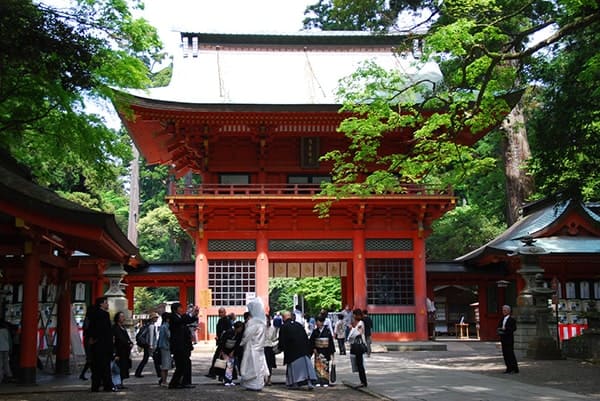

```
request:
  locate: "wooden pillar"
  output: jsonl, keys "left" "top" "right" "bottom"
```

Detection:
{"left": 55, "top": 267, "right": 71, "bottom": 375}
{"left": 179, "top": 286, "right": 188, "bottom": 309}
{"left": 95, "top": 271, "right": 105, "bottom": 300}
{"left": 20, "top": 240, "right": 40, "bottom": 384}
{"left": 256, "top": 231, "right": 269, "bottom": 309}
{"left": 478, "top": 283, "right": 488, "bottom": 339}
{"left": 413, "top": 237, "right": 428, "bottom": 341}
{"left": 352, "top": 229, "right": 366, "bottom": 309}
{"left": 195, "top": 235, "right": 209, "bottom": 340}
{"left": 125, "top": 283, "right": 134, "bottom": 312}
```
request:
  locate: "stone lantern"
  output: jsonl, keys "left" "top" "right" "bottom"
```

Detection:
{"left": 103, "top": 264, "right": 131, "bottom": 324}
{"left": 514, "top": 236, "right": 562, "bottom": 359}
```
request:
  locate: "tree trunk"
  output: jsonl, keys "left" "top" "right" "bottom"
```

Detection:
{"left": 127, "top": 144, "right": 140, "bottom": 245}
{"left": 500, "top": 101, "right": 534, "bottom": 226}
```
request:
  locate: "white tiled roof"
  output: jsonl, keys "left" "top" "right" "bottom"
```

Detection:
{"left": 127, "top": 32, "right": 443, "bottom": 105}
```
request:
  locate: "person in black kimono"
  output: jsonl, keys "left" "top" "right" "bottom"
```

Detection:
{"left": 278, "top": 311, "right": 317, "bottom": 389}
{"left": 206, "top": 307, "right": 231, "bottom": 379}
{"left": 168, "top": 302, "right": 198, "bottom": 389}
{"left": 87, "top": 297, "right": 116, "bottom": 392}
{"left": 214, "top": 321, "right": 244, "bottom": 385}
{"left": 112, "top": 311, "right": 133, "bottom": 389}
{"left": 309, "top": 315, "right": 336, "bottom": 387}
{"left": 497, "top": 305, "right": 519, "bottom": 374}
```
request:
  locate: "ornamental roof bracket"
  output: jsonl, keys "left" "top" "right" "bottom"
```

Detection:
{"left": 258, "top": 203, "right": 268, "bottom": 229}
{"left": 197, "top": 204, "right": 205, "bottom": 239}
{"left": 356, "top": 203, "right": 366, "bottom": 227}
{"left": 418, "top": 204, "right": 427, "bottom": 239}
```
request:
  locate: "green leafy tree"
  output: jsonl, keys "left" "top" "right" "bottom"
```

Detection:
{"left": 134, "top": 286, "right": 167, "bottom": 314}
{"left": 527, "top": 26, "right": 600, "bottom": 201}
{"left": 139, "top": 161, "right": 170, "bottom": 216}
{"left": 426, "top": 205, "right": 506, "bottom": 260}
{"left": 306, "top": 0, "right": 600, "bottom": 209}
{"left": 0, "top": 0, "right": 163, "bottom": 194}
{"left": 137, "top": 205, "right": 192, "bottom": 262}
{"left": 269, "top": 277, "right": 341, "bottom": 316}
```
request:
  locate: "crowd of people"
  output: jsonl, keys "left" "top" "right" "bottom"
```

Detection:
{"left": 204, "top": 302, "right": 373, "bottom": 391}
{"left": 1, "top": 297, "right": 520, "bottom": 390}
{"left": 80, "top": 296, "right": 200, "bottom": 392}
{"left": 76, "top": 296, "right": 374, "bottom": 392}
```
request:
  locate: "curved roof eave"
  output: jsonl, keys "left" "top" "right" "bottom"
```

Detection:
{"left": 455, "top": 199, "right": 600, "bottom": 263}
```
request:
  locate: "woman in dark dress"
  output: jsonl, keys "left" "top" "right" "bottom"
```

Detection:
{"left": 112, "top": 311, "right": 133, "bottom": 390}
{"left": 309, "top": 315, "right": 336, "bottom": 386}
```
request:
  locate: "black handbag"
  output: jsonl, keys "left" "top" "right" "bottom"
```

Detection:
{"left": 350, "top": 336, "right": 368, "bottom": 355}
{"left": 152, "top": 347, "right": 162, "bottom": 364}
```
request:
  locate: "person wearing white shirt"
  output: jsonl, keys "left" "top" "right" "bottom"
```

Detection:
{"left": 497, "top": 305, "right": 519, "bottom": 374}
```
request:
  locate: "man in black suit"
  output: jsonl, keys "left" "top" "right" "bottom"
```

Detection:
{"left": 87, "top": 297, "right": 116, "bottom": 392}
{"left": 278, "top": 311, "right": 316, "bottom": 389}
{"left": 168, "top": 302, "right": 199, "bottom": 389}
{"left": 497, "top": 304, "right": 519, "bottom": 374}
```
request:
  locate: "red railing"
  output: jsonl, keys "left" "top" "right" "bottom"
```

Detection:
{"left": 168, "top": 183, "right": 453, "bottom": 197}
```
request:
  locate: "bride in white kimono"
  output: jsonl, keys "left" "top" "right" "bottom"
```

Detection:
{"left": 240, "top": 298, "right": 269, "bottom": 391}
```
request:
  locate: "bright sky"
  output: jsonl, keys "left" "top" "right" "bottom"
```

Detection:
{"left": 141, "top": 0, "right": 317, "bottom": 53}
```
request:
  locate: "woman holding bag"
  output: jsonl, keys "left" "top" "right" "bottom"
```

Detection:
{"left": 347, "top": 309, "right": 367, "bottom": 388}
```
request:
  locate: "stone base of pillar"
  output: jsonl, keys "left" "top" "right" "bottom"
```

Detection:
{"left": 18, "top": 366, "right": 37, "bottom": 385}
{"left": 526, "top": 336, "right": 563, "bottom": 360}
{"left": 55, "top": 357, "right": 71, "bottom": 375}
{"left": 562, "top": 330, "right": 600, "bottom": 360}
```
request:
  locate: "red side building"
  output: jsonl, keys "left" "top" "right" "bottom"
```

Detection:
{"left": 0, "top": 153, "right": 142, "bottom": 384}
{"left": 427, "top": 199, "right": 600, "bottom": 341}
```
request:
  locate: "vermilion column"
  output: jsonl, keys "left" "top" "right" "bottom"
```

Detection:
{"left": 55, "top": 267, "right": 71, "bottom": 374}
{"left": 125, "top": 283, "right": 134, "bottom": 312}
{"left": 95, "top": 262, "right": 106, "bottom": 300}
{"left": 256, "top": 231, "right": 269, "bottom": 310}
{"left": 413, "top": 236, "right": 428, "bottom": 340}
{"left": 195, "top": 235, "right": 209, "bottom": 340}
{"left": 352, "top": 229, "right": 366, "bottom": 309}
{"left": 20, "top": 240, "right": 40, "bottom": 384}
{"left": 179, "top": 286, "right": 188, "bottom": 308}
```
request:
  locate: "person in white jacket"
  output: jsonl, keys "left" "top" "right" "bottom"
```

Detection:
{"left": 347, "top": 309, "right": 367, "bottom": 388}
{"left": 239, "top": 298, "right": 269, "bottom": 391}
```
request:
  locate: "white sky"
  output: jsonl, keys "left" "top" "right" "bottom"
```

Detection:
{"left": 140, "top": 0, "right": 317, "bottom": 54}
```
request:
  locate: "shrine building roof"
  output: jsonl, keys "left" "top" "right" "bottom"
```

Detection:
{"left": 122, "top": 31, "right": 442, "bottom": 107}
{"left": 456, "top": 199, "right": 600, "bottom": 263}
{"left": 0, "top": 152, "right": 142, "bottom": 265}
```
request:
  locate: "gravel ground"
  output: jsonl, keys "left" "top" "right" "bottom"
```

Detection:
{"left": 1, "top": 340, "right": 598, "bottom": 400}
{"left": 403, "top": 340, "right": 600, "bottom": 398}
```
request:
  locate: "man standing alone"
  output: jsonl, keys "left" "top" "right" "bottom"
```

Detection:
{"left": 87, "top": 297, "right": 116, "bottom": 392}
{"left": 497, "top": 305, "right": 519, "bottom": 374}
{"left": 168, "top": 302, "right": 199, "bottom": 389}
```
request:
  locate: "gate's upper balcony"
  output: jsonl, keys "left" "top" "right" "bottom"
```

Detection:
{"left": 167, "top": 183, "right": 453, "bottom": 198}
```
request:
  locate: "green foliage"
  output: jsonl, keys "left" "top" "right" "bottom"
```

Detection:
{"left": 150, "top": 64, "right": 173, "bottom": 88}
{"left": 134, "top": 286, "right": 167, "bottom": 314}
{"left": 305, "top": 0, "right": 600, "bottom": 207}
{"left": 316, "top": 61, "right": 501, "bottom": 209}
{"left": 527, "top": 23, "right": 600, "bottom": 201}
{"left": 269, "top": 277, "right": 341, "bottom": 316}
{"left": 0, "top": 0, "right": 163, "bottom": 193}
{"left": 137, "top": 205, "right": 192, "bottom": 262}
{"left": 139, "top": 161, "right": 170, "bottom": 215}
{"left": 303, "top": 0, "right": 425, "bottom": 31}
{"left": 426, "top": 204, "right": 506, "bottom": 259}
{"left": 56, "top": 191, "right": 102, "bottom": 210}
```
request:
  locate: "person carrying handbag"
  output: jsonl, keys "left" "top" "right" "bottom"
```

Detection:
{"left": 309, "top": 315, "right": 336, "bottom": 387}
{"left": 347, "top": 309, "right": 367, "bottom": 388}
